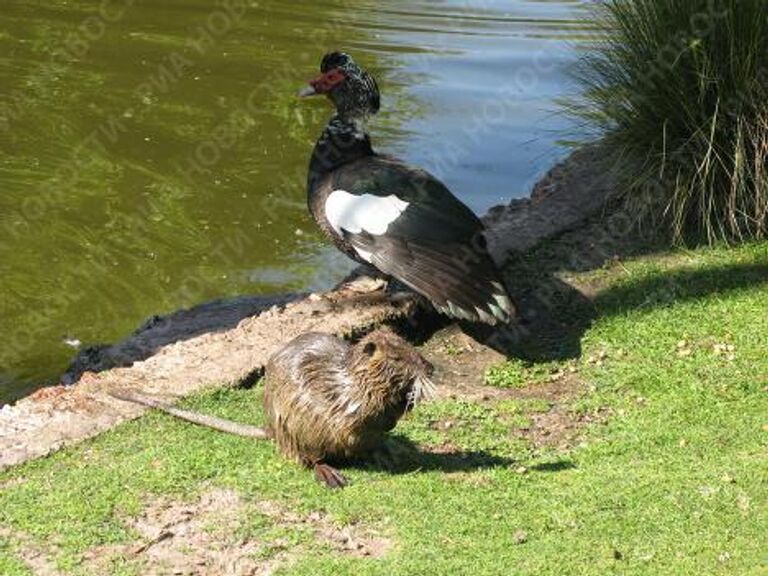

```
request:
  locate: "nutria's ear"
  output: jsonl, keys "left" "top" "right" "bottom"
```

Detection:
{"left": 363, "top": 341, "right": 376, "bottom": 356}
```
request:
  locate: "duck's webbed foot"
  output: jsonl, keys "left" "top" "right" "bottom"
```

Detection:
{"left": 314, "top": 462, "right": 348, "bottom": 489}
{"left": 333, "top": 267, "right": 420, "bottom": 310}
{"left": 335, "top": 265, "right": 389, "bottom": 294}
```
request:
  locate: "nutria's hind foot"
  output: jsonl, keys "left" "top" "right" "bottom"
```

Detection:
{"left": 314, "top": 462, "right": 347, "bottom": 489}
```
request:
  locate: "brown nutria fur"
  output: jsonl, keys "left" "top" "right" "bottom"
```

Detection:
{"left": 264, "top": 327, "right": 434, "bottom": 487}
{"left": 110, "top": 327, "right": 434, "bottom": 488}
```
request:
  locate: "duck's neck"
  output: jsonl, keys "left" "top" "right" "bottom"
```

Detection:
{"left": 307, "top": 114, "right": 374, "bottom": 194}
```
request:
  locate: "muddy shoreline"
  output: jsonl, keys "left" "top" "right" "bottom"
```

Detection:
{"left": 0, "top": 144, "right": 619, "bottom": 471}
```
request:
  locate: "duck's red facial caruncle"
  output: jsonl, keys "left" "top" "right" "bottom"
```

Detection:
{"left": 298, "top": 68, "right": 346, "bottom": 97}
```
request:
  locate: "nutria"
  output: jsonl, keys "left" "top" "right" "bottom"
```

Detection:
{"left": 110, "top": 328, "right": 434, "bottom": 488}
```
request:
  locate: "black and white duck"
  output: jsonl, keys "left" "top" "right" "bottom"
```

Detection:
{"left": 300, "top": 52, "right": 515, "bottom": 326}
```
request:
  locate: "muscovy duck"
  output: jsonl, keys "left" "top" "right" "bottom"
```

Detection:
{"left": 300, "top": 52, "right": 515, "bottom": 325}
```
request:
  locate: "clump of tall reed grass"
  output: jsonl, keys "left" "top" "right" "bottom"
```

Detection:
{"left": 568, "top": 0, "right": 768, "bottom": 243}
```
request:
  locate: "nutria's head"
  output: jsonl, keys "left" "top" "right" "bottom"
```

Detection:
{"left": 351, "top": 328, "right": 435, "bottom": 408}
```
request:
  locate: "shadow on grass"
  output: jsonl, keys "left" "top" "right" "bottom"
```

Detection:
{"left": 342, "top": 435, "right": 516, "bottom": 476}
{"left": 529, "top": 460, "right": 576, "bottom": 473}
{"left": 459, "top": 275, "right": 595, "bottom": 364}
{"left": 593, "top": 261, "right": 768, "bottom": 315}
{"left": 468, "top": 241, "right": 767, "bottom": 364}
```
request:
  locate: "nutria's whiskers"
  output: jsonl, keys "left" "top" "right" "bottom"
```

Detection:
{"left": 407, "top": 374, "right": 436, "bottom": 410}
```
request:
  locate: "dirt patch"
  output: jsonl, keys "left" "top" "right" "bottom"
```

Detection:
{"left": 518, "top": 404, "right": 606, "bottom": 450}
{"left": 416, "top": 321, "right": 602, "bottom": 452}
{"left": 419, "top": 324, "right": 509, "bottom": 401}
{"left": 504, "top": 373, "right": 584, "bottom": 403}
{"left": 81, "top": 489, "right": 265, "bottom": 576}
{"left": 417, "top": 328, "right": 600, "bottom": 454}
{"left": 0, "top": 527, "right": 63, "bottom": 576}
{"left": 79, "top": 488, "right": 392, "bottom": 576}
{"left": 255, "top": 501, "right": 391, "bottom": 559}
{"left": 507, "top": 373, "right": 610, "bottom": 450}
{"left": 421, "top": 323, "right": 574, "bottom": 392}
{"left": 502, "top": 372, "right": 611, "bottom": 450}
{"left": 419, "top": 322, "right": 582, "bottom": 401}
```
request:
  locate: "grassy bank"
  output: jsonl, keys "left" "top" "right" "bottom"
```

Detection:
{"left": 1, "top": 241, "right": 766, "bottom": 575}
{"left": 570, "top": 0, "right": 768, "bottom": 243}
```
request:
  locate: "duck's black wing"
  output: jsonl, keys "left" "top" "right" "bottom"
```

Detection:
{"left": 327, "top": 157, "right": 516, "bottom": 325}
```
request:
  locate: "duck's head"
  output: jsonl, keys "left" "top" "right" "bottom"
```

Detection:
{"left": 299, "top": 52, "right": 380, "bottom": 119}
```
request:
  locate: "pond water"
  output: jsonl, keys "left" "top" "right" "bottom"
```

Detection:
{"left": 0, "top": 0, "right": 593, "bottom": 403}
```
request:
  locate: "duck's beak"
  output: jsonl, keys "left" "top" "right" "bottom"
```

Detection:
{"left": 298, "top": 72, "right": 325, "bottom": 98}
{"left": 297, "top": 84, "right": 317, "bottom": 97}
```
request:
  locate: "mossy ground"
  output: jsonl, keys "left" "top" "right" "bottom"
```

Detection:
{"left": 1, "top": 242, "right": 766, "bottom": 575}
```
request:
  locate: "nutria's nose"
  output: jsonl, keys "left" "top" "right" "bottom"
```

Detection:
{"left": 423, "top": 358, "right": 434, "bottom": 376}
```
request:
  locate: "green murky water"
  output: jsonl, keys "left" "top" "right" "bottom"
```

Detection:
{"left": 0, "top": 0, "right": 591, "bottom": 402}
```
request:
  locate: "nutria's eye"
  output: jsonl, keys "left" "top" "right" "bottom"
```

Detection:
{"left": 363, "top": 342, "right": 376, "bottom": 356}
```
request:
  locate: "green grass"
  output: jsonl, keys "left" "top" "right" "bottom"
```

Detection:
{"left": 484, "top": 357, "right": 574, "bottom": 389}
{"left": 569, "top": 0, "right": 768, "bottom": 243}
{"left": 0, "top": 538, "right": 30, "bottom": 576}
{"left": 1, "top": 242, "right": 767, "bottom": 575}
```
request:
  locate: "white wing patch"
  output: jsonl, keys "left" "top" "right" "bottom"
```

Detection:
{"left": 325, "top": 190, "right": 409, "bottom": 237}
